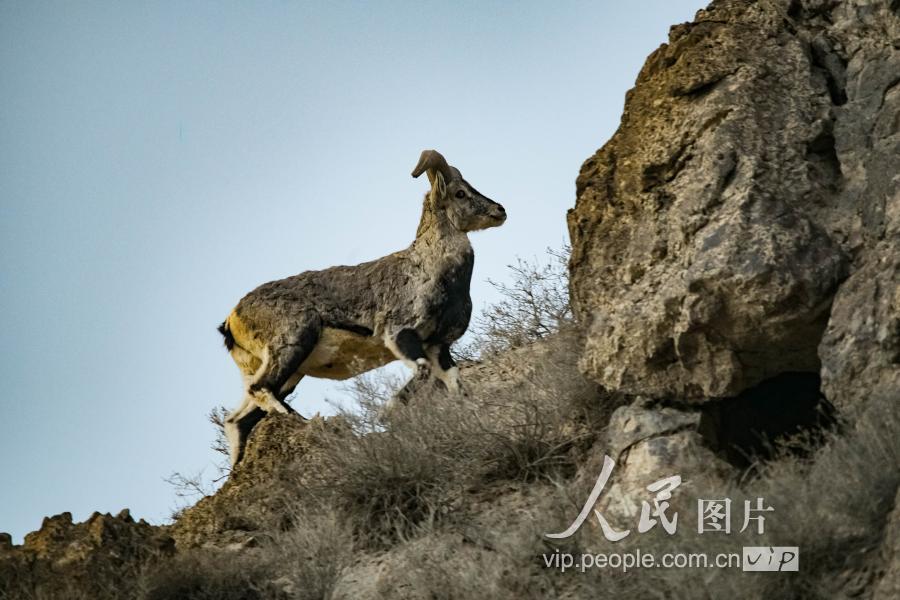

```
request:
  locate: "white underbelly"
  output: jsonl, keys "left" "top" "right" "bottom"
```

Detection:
{"left": 298, "top": 327, "right": 396, "bottom": 380}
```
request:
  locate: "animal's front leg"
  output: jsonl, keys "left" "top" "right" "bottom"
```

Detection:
{"left": 385, "top": 328, "right": 431, "bottom": 377}
{"left": 381, "top": 328, "right": 431, "bottom": 410}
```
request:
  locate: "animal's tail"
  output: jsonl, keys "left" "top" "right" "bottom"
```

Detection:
{"left": 218, "top": 319, "right": 235, "bottom": 351}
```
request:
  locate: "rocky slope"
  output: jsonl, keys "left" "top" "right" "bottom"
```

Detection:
{"left": 2, "top": 1, "right": 898, "bottom": 598}
{"left": 0, "top": 511, "right": 174, "bottom": 599}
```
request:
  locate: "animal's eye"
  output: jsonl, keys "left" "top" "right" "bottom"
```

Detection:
{"left": 455, "top": 190, "right": 466, "bottom": 199}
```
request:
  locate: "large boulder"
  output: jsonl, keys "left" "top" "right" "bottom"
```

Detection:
{"left": 568, "top": 0, "right": 899, "bottom": 407}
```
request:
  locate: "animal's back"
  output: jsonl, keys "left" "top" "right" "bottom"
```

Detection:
{"left": 225, "top": 251, "right": 408, "bottom": 352}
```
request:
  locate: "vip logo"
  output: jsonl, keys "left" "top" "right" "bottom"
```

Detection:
{"left": 742, "top": 546, "right": 799, "bottom": 572}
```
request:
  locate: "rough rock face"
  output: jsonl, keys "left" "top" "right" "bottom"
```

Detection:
{"left": 874, "top": 487, "right": 900, "bottom": 599}
{"left": 819, "top": 247, "right": 899, "bottom": 420}
{"left": 568, "top": 0, "right": 899, "bottom": 403}
{"left": 0, "top": 510, "right": 174, "bottom": 599}
{"left": 171, "top": 414, "right": 348, "bottom": 549}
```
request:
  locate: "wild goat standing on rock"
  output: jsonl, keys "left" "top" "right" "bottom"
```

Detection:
{"left": 218, "top": 150, "right": 506, "bottom": 465}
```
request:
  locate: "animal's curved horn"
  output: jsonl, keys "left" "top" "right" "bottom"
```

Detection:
{"left": 411, "top": 149, "right": 452, "bottom": 182}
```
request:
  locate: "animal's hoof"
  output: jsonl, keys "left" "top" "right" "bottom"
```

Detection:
{"left": 415, "top": 360, "right": 433, "bottom": 379}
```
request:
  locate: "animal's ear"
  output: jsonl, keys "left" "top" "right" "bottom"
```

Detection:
{"left": 411, "top": 149, "right": 452, "bottom": 187}
{"left": 433, "top": 171, "right": 447, "bottom": 200}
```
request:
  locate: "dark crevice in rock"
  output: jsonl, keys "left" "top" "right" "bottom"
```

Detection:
{"left": 788, "top": 0, "right": 841, "bottom": 23}
{"left": 698, "top": 372, "right": 837, "bottom": 468}
{"left": 809, "top": 36, "right": 848, "bottom": 106}
{"left": 699, "top": 109, "right": 734, "bottom": 138}
{"left": 674, "top": 70, "right": 733, "bottom": 98}
{"left": 881, "top": 76, "right": 900, "bottom": 112}
{"left": 822, "top": 68, "right": 848, "bottom": 106}
{"left": 641, "top": 143, "right": 692, "bottom": 192}
{"left": 647, "top": 338, "right": 677, "bottom": 368}
{"left": 720, "top": 156, "right": 738, "bottom": 192}
{"left": 604, "top": 151, "right": 617, "bottom": 204}
{"left": 806, "top": 124, "right": 843, "bottom": 191}
{"left": 617, "top": 423, "right": 698, "bottom": 460}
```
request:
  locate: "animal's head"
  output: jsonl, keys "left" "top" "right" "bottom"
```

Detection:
{"left": 412, "top": 149, "right": 506, "bottom": 232}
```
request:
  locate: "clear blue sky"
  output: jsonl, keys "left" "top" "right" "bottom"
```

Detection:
{"left": 0, "top": 1, "right": 704, "bottom": 542}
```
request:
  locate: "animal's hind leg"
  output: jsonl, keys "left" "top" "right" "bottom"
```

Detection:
{"left": 226, "top": 315, "right": 322, "bottom": 465}
{"left": 247, "top": 315, "right": 322, "bottom": 416}
{"left": 224, "top": 344, "right": 267, "bottom": 464}
{"left": 229, "top": 406, "right": 266, "bottom": 464}
{"left": 224, "top": 394, "right": 264, "bottom": 466}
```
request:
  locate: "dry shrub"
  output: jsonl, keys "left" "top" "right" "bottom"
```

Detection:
{"left": 747, "top": 397, "right": 900, "bottom": 599}
{"left": 312, "top": 395, "right": 476, "bottom": 548}
{"left": 138, "top": 549, "right": 273, "bottom": 600}
{"left": 457, "top": 246, "right": 571, "bottom": 360}
{"left": 264, "top": 507, "right": 354, "bottom": 600}
{"left": 468, "top": 328, "right": 605, "bottom": 482}
{"left": 309, "top": 330, "right": 604, "bottom": 549}
{"left": 402, "top": 537, "right": 549, "bottom": 600}
{"left": 139, "top": 506, "right": 352, "bottom": 600}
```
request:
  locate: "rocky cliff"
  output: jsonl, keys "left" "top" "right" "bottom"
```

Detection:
{"left": 565, "top": 1, "right": 899, "bottom": 593}
{"left": 568, "top": 0, "right": 898, "bottom": 406}
{"left": 2, "top": 1, "right": 898, "bottom": 599}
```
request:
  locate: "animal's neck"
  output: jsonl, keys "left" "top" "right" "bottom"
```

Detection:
{"left": 413, "top": 194, "right": 470, "bottom": 254}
